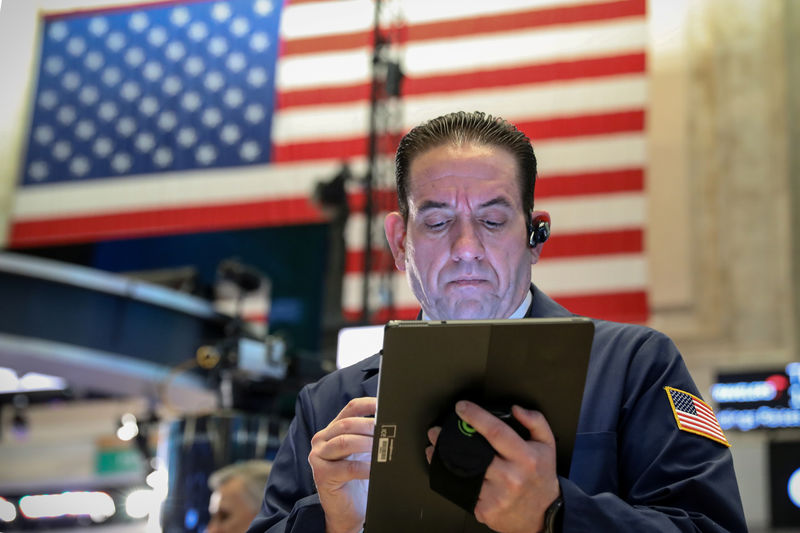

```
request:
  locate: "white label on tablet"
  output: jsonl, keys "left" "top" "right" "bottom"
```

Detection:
{"left": 377, "top": 425, "right": 396, "bottom": 463}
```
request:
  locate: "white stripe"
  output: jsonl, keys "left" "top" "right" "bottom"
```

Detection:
{"left": 277, "top": 48, "right": 371, "bottom": 91}
{"left": 536, "top": 133, "right": 646, "bottom": 174}
{"left": 281, "top": 0, "right": 374, "bottom": 40}
{"left": 281, "top": 0, "right": 618, "bottom": 39}
{"left": 277, "top": 19, "right": 646, "bottom": 90}
{"left": 343, "top": 192, "right": 645, "bottom": 250}
{"left": 403, "top": 20, "right": 646, "bottom": 77}
{"left": 341, "top": 253, "right": 647, "bottom": 310}
{"left": 273, "top": 76, "right": 647, "bottom": 144}
{"left": 538, "top": 193, "right": 646, "bottom": 233}
{"left": 12, "top": 160, "right": 369, "bottom": 219}
{"left": 533, "top": 253, "right": 648, "bottom": 296}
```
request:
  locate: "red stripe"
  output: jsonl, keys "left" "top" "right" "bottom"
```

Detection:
{"left": 536, "top": 168, "right": 644, "bottom": 198}
{"left": 43, "top": 0, "right": 209, "bottom": 20}
{"left": 342, "top": 289, "right": 648, "bottom": 324}
{"left": 9, "top": 198, "right": 326, "bottom": 248}
{"left": 541, "top": 229, "right": 642, "bottom": 258}
{"left": 273, "top": 110, "right": 644, "bottom": 163}
{"left": 348, "top": 190, "right": 398, "bottom": 213}
{"left": 281, "top": 0, "right": 645, "bottom": 56}
{"left": 404, "top": 54, "right": 646, "bottom": 98}
{"left": 272, "top": 137, "right": 367, "bottom": 163}
{"left": 408, "top": 0, "right": 645, "bottom": 42}
{"left": 282, "top": 31, "right": 372, "bottom": 56}
{"left": 516, "top": 110, "right": 644, "bottom": 141}
{"left": 345, "top": 249, "right": 396, "bottom": 273}
{"left": 342, "top": 306, "right": 420, "bottom": 324}
{"left": 553, "top": 290, "right": 648, "bottom": 323}
{"left": 286, "top": 0, "right": 341, "bottom": 4}
{"left": 277, "top": 53, "right": 645, "bottom": 109}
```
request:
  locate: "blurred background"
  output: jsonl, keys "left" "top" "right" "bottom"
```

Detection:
{"left": 0, "top": 0, "right": 798, "bottom": 530}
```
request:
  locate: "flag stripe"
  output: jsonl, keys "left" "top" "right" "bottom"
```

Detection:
{"left": 273, "top": 111, "right": 644, "bottom": 163}
{"left": 404, "top": 54, "right": 646, "bottom": 99}
{"left": 10, "top": 197, "right": 325, "bottom": 248}
{"left": 281, "top": 0, "right": 645, "bottom": 56}
{"left": 536, "top": 168, "right": 644, "bottom": 198}
{"left": 277, "top": 53, "right": 645, "bottom": 109}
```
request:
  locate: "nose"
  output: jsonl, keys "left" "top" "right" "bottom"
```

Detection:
{"left": 451, "top": 220, "right": 484, "bottom": 262}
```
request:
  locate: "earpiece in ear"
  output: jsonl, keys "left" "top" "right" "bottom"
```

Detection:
{"left": 528, "top": 214, "right": 551, "bottom": 247}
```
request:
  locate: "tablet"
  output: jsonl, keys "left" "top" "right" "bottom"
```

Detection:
{"left": 364, "top": 317, "right": 595, "bottom": 532}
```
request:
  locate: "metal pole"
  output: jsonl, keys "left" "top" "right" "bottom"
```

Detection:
{"left": 362, "top": 0, "right": 383, "bottom": 323}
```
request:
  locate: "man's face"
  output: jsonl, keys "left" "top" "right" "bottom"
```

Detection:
{"left": 385, "top": 143, "right": 539, "bottom": 320}
{"left": 207, "top": 477, "right": 258, "bottom": 533}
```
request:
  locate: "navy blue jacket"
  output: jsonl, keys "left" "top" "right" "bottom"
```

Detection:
{"left": 248, "top": 287, "right": 747, "bottom": 532}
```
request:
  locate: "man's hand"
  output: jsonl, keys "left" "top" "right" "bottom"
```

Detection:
{"left": 309, "top": 397, "right": 376, "bottom": 533}
{"left": 426, "top": 401, "right": 560, "bottom": 533}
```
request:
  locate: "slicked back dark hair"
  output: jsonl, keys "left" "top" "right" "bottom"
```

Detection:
{"left": 395, "top": 111, "right": 537, "bottom": 221}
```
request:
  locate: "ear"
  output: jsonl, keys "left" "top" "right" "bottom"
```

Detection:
{"left": 384, "top": 211, "right": 408, "bottom": 272}
{"left": 529, "top": 209, "right": 550, "bottom": 266}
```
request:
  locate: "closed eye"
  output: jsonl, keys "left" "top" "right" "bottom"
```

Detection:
{"left": 425, "top": 219, "right": 450, "bottom": 230}
{"left": 481, "top": 219, "right": 505, "bottom": 229}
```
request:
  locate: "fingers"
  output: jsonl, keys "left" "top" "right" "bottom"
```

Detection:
{"left": 317, "top": 456, "right": 372, "bottom": 482}
{"left": 314, "top": 434, "right": 374, "bottom": 462}
{"left": 425, "top": 426, "right": 441, "bottom": 464}
{"left": 455, "top": 401, "right": 553, "bottom": 460}
{"left": 427, "top": 426, "right": 441, "bottom": 446}
{"left": 332, "top": 397, "right": 377, "bottom": 422}
{"left": 511, "top": 404, "right": 555, "bottom": 446}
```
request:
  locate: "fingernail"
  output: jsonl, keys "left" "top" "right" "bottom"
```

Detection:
{"left": 455, "top": 401, "right": 466, "bottom": 415}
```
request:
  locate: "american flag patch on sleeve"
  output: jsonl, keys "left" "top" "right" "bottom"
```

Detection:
{"left": 665, "top": 387, "right": 730, "bottom": 447}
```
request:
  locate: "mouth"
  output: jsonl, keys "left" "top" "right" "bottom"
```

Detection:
{"left": 448, "top": 278, "right": 487, "bottom": 287}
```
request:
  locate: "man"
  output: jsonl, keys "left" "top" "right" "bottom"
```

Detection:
{"left": 208, "top": 460, "right": 272, "bottom": 533}
{"left": 248, "top": 112, "right": 746, "bottom": 532}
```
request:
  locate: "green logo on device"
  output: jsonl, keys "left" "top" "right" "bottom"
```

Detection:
{"left": 457, "top": 419, "right": 476, "bottom": 437}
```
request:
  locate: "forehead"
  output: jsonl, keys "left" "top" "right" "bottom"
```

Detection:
{"left": 407, "top": 143, "right": 522, "bottom": 207}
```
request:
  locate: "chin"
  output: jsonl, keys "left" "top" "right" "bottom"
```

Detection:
{"left": 443, "top": 301, "right": 495, "bottom": 320}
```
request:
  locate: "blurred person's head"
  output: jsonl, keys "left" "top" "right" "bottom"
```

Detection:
{"left": 207, "top": 460, "right": 271, "bottom": 533}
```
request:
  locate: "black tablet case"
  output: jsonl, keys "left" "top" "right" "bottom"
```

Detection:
{"left": 364, "top": 317, "right": 595, "bottom": 533}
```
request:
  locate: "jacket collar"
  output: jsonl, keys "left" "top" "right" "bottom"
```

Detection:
{"left": 359, "top": 284, "right": 573, "bottom": 394}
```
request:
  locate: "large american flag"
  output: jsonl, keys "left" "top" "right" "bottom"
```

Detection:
{"left": 10, "top": 0, "right": 649, "bottom": 324}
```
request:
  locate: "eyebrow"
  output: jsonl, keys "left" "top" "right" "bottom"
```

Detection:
{"left": 417, "top": 196, "right": 514, "bottom": 214}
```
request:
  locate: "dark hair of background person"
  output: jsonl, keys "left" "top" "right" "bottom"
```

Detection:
{"left": 394, "top": 111, "right": 538, "bottom": 222}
